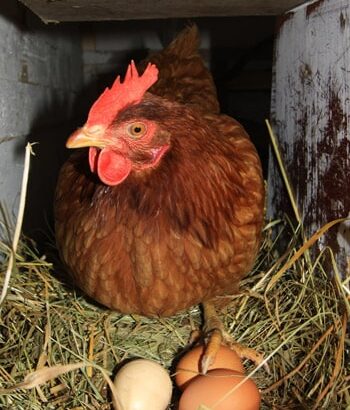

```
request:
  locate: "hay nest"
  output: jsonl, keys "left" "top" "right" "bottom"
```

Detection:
{"left": 0, "top": 215, "right": 349, "bottom": 409}
{"left": 0, "top": 141, "right": 349, "bottom": 409}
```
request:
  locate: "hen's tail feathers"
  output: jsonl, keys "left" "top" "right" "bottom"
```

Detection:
{"left": 165, "top": 25, "right": 200, "bottom": 59}
{"left": 141, "top": 24, "right": 220, "bottom": 114}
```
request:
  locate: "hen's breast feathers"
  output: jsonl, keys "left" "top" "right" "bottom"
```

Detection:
{"left": 139, "top": 25, "right": 220, "bottom": 114}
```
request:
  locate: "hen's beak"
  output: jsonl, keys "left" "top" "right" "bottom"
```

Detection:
{"left": 66, "top": 126, "right": 106, "bottom": 149}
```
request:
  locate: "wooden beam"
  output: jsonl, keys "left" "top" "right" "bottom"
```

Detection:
{"left": 269, "top": 0, "right": 350, "bottom": 273}
{"left": 19, "top": 0, "right": 307, "bottom": 23}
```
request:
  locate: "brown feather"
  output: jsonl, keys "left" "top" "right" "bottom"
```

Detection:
{"left": 138, "top": 25, "right": 219, "bottom": 114}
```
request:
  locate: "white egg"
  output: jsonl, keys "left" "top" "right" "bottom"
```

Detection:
{"left": 112, "top": 359, "right": 172, "bottom": 410}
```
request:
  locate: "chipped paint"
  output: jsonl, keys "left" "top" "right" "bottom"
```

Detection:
{"left": 0, "top": 136, "right": 16, "bottom": 144}
{"left": 275, "top": 12, "right": 295, "bottom": 35}
{"left": 269, "top": 0, "right": 350, "bottom": 273}
{"left": 19, "top": 60, "right": 29, "bottom": 83}
{"left": 306, "top": 0, "right": 325, "bottom": 16}
{"left": 339, "top": 11, "right": 347, "bottom": 29}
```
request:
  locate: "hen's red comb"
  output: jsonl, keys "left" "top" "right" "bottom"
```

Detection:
{"left": 86, "top": 61, "right": 159, "bottom": 128}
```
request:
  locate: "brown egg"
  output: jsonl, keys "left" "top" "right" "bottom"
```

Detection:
{"left": 175, "top": 345, "right": 245, "bottom": 390}
{"left": 178, "top": 369, "right": 261, "bottom": 410}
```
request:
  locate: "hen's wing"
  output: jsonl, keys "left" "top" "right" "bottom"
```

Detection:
{"left": 140, "top": 25, "right": 219, "bottom": 114}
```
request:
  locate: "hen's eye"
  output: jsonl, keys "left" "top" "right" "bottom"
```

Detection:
{"left": 127, "top": 122, "right": 147, "bottom": 138}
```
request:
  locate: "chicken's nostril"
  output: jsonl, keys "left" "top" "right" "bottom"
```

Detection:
{"left": 111, "top": 139, "right": 129, "bottom": 154}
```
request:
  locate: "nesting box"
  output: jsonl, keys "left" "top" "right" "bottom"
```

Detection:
{"left": 0, "top": 1, "right": 349, "bottom": 409}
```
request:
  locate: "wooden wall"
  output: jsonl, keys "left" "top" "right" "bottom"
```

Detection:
{"left": 269, "top": 0, "right": 350, "bottom": 274}
{"left": 0, "top": 0, "right": 82, "bottom": 239}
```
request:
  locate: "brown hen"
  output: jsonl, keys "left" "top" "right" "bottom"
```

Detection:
{"left": 55, "top": 26, "right": 265, "bottom": 370}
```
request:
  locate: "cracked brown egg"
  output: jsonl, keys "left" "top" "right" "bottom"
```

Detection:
{"left": 175, "top": 345, "right": 245, "bottom": 390}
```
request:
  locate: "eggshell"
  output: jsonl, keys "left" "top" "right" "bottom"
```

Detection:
{"left": 178, "top": 369, "right": 261, "bottom": 410}
{"left": 112, "top": 359, "right": 172, "bottom": 410}
{"left": 175, "top": 345, "right": 245, "bottom": 390}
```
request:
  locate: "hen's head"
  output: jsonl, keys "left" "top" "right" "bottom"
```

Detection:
{"left": 66, "top": 61, "right": 170, "bottom": 186}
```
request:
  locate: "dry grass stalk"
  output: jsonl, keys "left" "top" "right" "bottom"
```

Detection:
{"left": 0, "top": 143, "right": 33, "bottom": 305}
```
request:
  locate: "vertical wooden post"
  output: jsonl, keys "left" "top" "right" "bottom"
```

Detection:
{"left": 269, "top": 0, "right": 350, "bottom": 273}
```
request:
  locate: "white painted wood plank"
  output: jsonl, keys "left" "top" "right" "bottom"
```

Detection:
{"left": 269, "top": 0, "right": 350, "bottom": 272}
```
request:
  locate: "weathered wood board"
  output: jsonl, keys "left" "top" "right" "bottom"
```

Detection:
{"left": 269, "top": 0, "right": 350, "bottom": 273}
{"left": 18, "top": 0, "right": 307, "bottom": 22}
